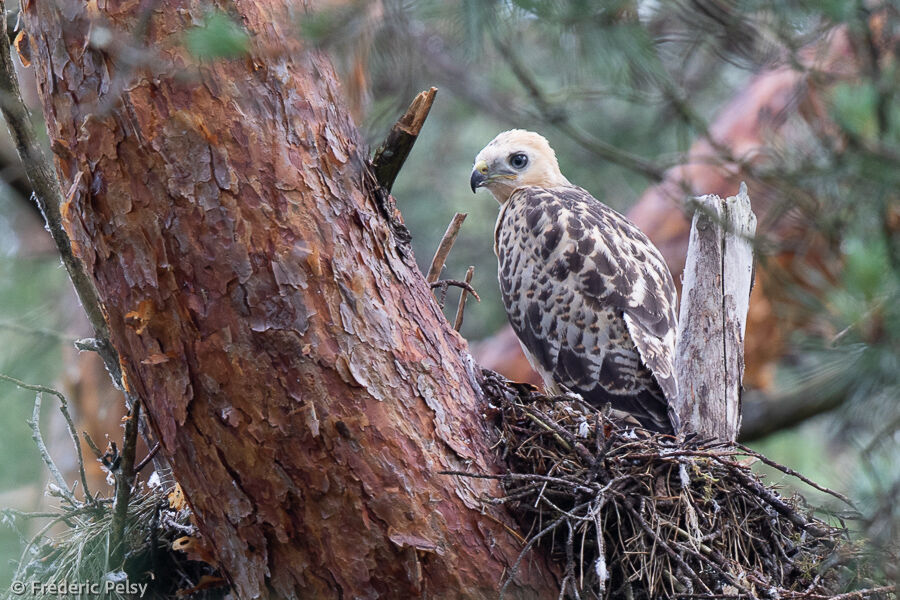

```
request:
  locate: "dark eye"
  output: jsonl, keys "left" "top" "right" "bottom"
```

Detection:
{"left": 509, "top": 153, "right": 528, "bottom": 169}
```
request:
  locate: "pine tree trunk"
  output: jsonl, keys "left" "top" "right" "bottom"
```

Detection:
{"left": 22, "top": 2, "right": 558, "bottom": 597}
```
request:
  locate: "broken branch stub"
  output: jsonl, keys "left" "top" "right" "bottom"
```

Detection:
{"left": 371, "top": 87, "right": 438, "bottom": 192}
{"left": 674, "top": 182, "right": 757, "bottom": 442}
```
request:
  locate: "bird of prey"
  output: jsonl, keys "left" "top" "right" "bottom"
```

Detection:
{"left": 470, "top": 130, "right": 680, "bottom": 434}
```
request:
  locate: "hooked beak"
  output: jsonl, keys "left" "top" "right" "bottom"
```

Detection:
{"left": 470, "top": 160, "right": 489, "bottom": 193}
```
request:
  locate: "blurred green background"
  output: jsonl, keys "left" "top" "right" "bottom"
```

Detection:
{"left": 1, "top": 0, "right": 898, "bottom": 590}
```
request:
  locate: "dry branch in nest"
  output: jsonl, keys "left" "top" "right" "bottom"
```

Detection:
{"left": 446, "top": 370, "right": 894, "bottom": 600}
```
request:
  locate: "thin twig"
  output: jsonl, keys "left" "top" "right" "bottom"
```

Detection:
{"left": 1, "top": 373, "right": 93, "bottom": 503}
{"left": 0, "top": 320, "right": 78, "bottom": 343}
{"left": 135, "top": 442, "right": 161, "bottom": 473}
{"left": 734, "top": 442, "right": 856, "bottom": 509}
{"left": 82, "top": 431, "right": 104, "bottom": 459}
{"left": 426, "top": 212, "right": 467, "bottom": 284}
{"left": 28, "top": 392, "right": 75, "bottom": 505}
{"left": 563, "top": 520, "right": 582, "bottom": 600}
{"left": 453, "top": 266, "right": 475, "bottom": 331}
{"left": 429, "top": 279, "right": 480, "bottom": 300}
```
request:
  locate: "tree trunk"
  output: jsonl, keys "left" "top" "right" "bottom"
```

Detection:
{"left": 22, "top": 2, "right": 557, "bottom": 597}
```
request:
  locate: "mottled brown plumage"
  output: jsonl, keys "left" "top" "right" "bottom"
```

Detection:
{"left": 471, "top": 130, "right": 680, "bottom": 434}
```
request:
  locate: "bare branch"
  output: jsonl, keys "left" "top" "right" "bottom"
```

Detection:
{"left": 453, "top": 266, "right": 475, "bottom": 331}
{"left": 426, "top": 212, "right": 467, "bottom": 284}
{"left": 0, "top": 372, "right": 93, "bottom": 504}
{"left": 28, "top": 392, "right": 75, "bottom": 505}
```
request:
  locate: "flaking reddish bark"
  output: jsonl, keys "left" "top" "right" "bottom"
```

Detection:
{"left": 22, "top": 2, "right": 558, "bottom": 597}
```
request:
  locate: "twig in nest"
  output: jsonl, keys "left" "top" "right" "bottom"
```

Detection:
{"left": 717, "top": 457, "right": 828, "bottom": 538}
{"left": 430, "top": 279, "right": 480, "bottom": 309}
{"left": 499, "top": 502, "right": 592, "bottom": 600}
{"left": 427, "top": 212, "right": 468, "bottom": 284}
{"left": 624, "top": 502, "right": 711, "bottom": 594}
{"left": 734, "top": 442, "right": 857, "bottom": 509}
{"left": 453, "top": 265, "right": 475, "bottom": 331}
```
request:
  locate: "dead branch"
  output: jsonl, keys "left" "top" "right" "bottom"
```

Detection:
{"left": 427, "top": 212, "right": 468, "bottom": 284}
{"left": 430, "top": 279, "right": 480, "bottom": 309}
{"left": 371, "top": 87, "right": 437, "bottom": 192}
{"left": 28, "top": 392, "right": 75, "bottom": 505}
{"left": 453, "top": 265, "right": 475, "bottom": 331}
{"left": 675, "top": 183, "right": 757, "bottom": 441}
{"left": 0, "top": 372, "right": 93, "bottom": 504}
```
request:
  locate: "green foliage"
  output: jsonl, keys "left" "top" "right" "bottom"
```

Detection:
{"left": 831, "top": 82, "right": 880, "bottom": 142}
{"left": 184, "top": 11, "right": 250, "bottom": 60}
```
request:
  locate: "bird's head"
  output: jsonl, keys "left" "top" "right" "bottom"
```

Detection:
{"left": 470, "top": 129, "right": 570, "bottom": 204}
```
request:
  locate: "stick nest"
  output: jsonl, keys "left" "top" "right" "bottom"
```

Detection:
{"left": 462, "top": 370, "right": 893, "bottom": 600}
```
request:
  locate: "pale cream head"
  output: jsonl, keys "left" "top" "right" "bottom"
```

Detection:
{"left": 470, "top": 130, "right": 571, "bottom": 204}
